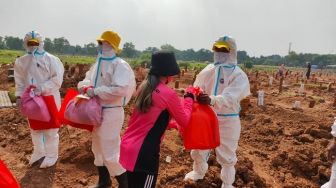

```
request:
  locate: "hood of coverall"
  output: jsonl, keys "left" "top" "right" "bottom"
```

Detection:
{"left": 212, "top": 36, "right": 237, "bottom": 65}
{"left": 23, "top": 31, "right": 44, "bottom": 54}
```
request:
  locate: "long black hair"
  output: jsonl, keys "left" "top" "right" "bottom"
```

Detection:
{"left": 135, "top": 74, "right": 161, "bottom": 113}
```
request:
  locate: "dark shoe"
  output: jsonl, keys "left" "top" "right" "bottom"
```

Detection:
{"left": 89, "top": 166, "right": 112, "bottom": 188}
{"left": 115, "top": 172, "right": 128, "bottom": 188}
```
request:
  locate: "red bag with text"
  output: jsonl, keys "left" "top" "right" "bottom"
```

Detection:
{"left": 0, "top": 160, "right": 20, "bottom": 188}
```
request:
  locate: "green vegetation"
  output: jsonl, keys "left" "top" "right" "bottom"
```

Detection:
{"left": 309, "top": 96, "right": 326, "bottom": 103}
{"left": 1, "top": 34, "right": 335, "bottom": 68}
{"left": 0, "top": 50, "right": 24, "bottom": 64}
{"left": 0, "top": 50, "right": 96, "bottom": 64}
{"left": 244, "top": 61, "right": 253, "bottom": 69}
{"left": 282, "top": 91, "right": 297, "bottom": 97}
{"left": 0, "top": 49, "right": 334, "bottom": 76}
{"left": 8, "top": 87, "right": 16, "bottom": 102}
{"left": 59, "top": 55, "right": 96, "bottom": 64}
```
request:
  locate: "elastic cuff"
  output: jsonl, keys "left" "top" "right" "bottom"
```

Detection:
{"left": 209, "top": 95, "right": 215, "bottom": 106}
{"left": 40, "top": 85, "right": 45, "bottom": 95}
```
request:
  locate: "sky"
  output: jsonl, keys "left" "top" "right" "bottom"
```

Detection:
{"left": 0, "top": 0, "right": 335, "bottom": 57}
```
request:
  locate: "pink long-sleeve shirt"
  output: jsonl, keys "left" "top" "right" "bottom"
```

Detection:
{"left": 120, "top": 82, "right": 193, "bottom": 173}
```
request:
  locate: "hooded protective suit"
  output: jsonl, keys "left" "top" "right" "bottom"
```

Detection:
{"left": 14, "top": 31, "right": 64, "bottom": 168}
{"left": 185, "top": 36, "right": 250, "bottom": 188}
{"left": 321, "top": 118, "right": 336, "bottom": 188}
{"left": 78, "top": 40, "right": 136, "bottom": 177}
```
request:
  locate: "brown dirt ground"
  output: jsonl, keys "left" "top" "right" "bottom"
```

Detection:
{"left": 1, "top": 65, "right": 336, "bottom": 188}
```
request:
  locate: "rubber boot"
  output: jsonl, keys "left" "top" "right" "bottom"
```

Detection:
{"left": 115, "top": 172, "right": 128, "bottom": 188}
{"left": 89, "top": 166, "right": 112, "bottom": 188}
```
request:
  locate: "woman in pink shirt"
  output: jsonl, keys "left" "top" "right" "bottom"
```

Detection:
{"left": 120, "top": 51, "right": 194, "bottom": 188}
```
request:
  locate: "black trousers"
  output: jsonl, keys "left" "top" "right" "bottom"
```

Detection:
{"left": 127, "top": 171, "right": 158, "bottom": 188}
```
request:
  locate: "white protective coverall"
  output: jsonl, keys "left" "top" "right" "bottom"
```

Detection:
{"left": 321, "top": 118, "right": 336, "bottom": 188}
{"left": 78, "top": 42, "right": 136, "bottom": 176}
{"left": 14, "top": 31, "right": 64, "bottom": 168}
{"left": 185, "top": 36, "right": 250, "bottom": 188}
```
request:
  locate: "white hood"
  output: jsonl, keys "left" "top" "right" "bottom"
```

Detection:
{"left": 23, "top": 31, "right": 44, "bottom": 54}
{"left": 213, "top": 36, "right": 237, "bottom": 65}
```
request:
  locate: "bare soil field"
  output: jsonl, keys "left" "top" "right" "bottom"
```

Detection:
{"left": 1, "top": 63, "right": 335, "bottom": 187}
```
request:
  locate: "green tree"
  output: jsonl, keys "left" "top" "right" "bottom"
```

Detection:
{"left": 143, "top": 47, "right": 159, "bottom": 53}
{"left": 84, "top": 43, "right": 97, "bottom": 56}
{"left": 74, "top": 45, "right": 82, "bottom": 55}
{"left": 245, "top": 61, "right": 253, "bottom": 69}
{"left": 44, "top": 38, "right": 54, "bottom": 52}
{"left": 160, "top": 44, "right": 176, "bottom": 51}
{"left": 195, "top": 49, "right": 212, "bottom": 61}
{"left": 139, "top": 52, "right": 151, "bottom": 61}
{"left": 237, "top": 51, "right": 249, "bottom": 63}
{"left": 53, "top": 37, "right": 71, "bottom": 54}
{"left": 0, "top": 37, "right": 5, "bottom": 49}
{"left": 312, "top": 55, "right": 333, "bottom": 70}
{"left": 4, "top": 36, "right": 23, "bottom": 50}
{"left": 122, "top": 42, "right": 139, "bottom": 58}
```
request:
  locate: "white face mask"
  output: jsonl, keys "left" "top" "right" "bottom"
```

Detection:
{"left": 101, "top": 42, "right": 113, "bottom": 52}
{"left": 214, "top": 52, "right": 229, "bottom": 63}
{"left": 27, "top": 46, "right": 38, "bottom": 53}
{"left": 98, "top": 41, "right": 115, "bottom": 57}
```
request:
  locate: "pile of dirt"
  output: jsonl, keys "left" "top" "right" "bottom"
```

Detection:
{"left": 0, "top": 63, "right": 14, "bottom": 90}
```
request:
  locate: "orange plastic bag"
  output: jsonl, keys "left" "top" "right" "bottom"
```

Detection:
{"left": 59, "top": 89, "right": 93, "bottom": 132}
{"left": 0, "top": 160, "right": 20, "bottom": 188}
{"left": 28, "top": 95, "right": 61, "bottom": 130}
{"left": 183, "top": 103, "right": 220, "bottom": 150}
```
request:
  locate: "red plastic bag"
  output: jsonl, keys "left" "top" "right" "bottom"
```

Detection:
{"left": 0, "top": 160, "right": 20, "bottom": 188}
{"left": 183, "top": 103, "right": 219, "bottom": 150}
{"left": 28, "top": 95, "right": 61, "bottom": 130}
{"left": 182, "top": 86, "right": 220, "bottom": 150}
{"left": 59, "top": 89, "right": 93, "bottom": 132}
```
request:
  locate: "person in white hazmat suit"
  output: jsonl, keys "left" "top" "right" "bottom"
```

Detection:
{"left": 184, "top": 36, "right": 250, "bottom": 187}
{"left": 78, "top": 30, "right": 135, "bottom": 188}
{"left": 14, "top": 31, "right": 64, "bottom": 168}
{"left": 321, "top": 118, "right": 336, "bottom": 188}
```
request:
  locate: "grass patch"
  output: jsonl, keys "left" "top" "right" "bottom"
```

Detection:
{"left": 59, "top": 55, "right": 96, "bottom": 64}
{"left": 282, "top": 91, "right": 296, "bottom": 97}
{"left": 0, "top": 50, "right": 24, "bottom": 64}
{"left": 292, "top": 83, "right": 328, "bottom": 90}
{"left": 309, "top": 95, "right": 325, "bottom": 103}
{"left": 8, "top": 87, "right": 16, "bottom": 102}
